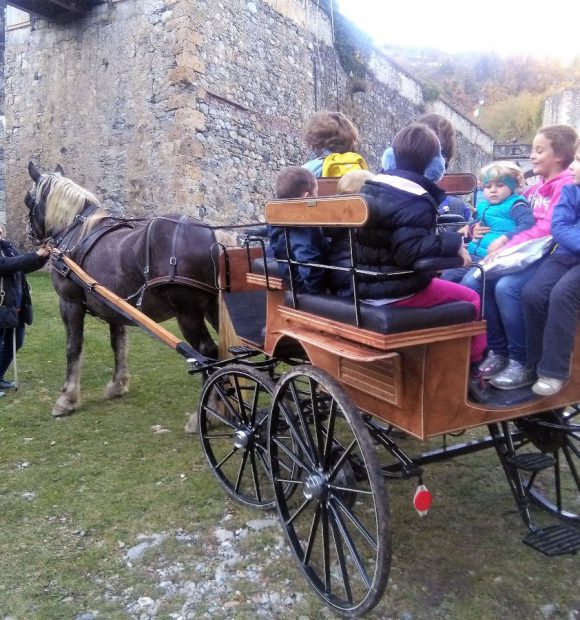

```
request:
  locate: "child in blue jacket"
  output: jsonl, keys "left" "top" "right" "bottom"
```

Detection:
{"left": 268, "top": 166, "right": 328, "bottom": 294}
{"left": 522, "top": 140, "right": 580, "bottom": 395}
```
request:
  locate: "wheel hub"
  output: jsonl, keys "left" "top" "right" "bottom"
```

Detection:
{"left": 303, "top": 473, "right": 326, "bottom": 500}
{"left": 233, "top": 428, "right": 253, "bottom": 449}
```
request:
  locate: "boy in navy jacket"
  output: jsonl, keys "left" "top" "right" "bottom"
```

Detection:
{"left": 268, "top": 166, "right": 328, "bottom": 294}
{"left": 522, "top": 140, "right": 580, "bottom": 395}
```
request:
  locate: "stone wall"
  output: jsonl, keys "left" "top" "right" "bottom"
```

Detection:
{"left": 4, "top": 0, "right": 493, "bottom": 243}
{"left": 0, "top": 3, "right": 5, "bottom": 223}
{"left": 543, "top": 89, "right": 580, "bottom": 132}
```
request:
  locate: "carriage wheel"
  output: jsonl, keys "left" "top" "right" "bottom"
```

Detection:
{"left": 198, "top": 364, "right": 279, "bottom": 509}
{"left": 268, "top": 365, "right": 391, "bottom": 617}
{"left": 514, "top": 405, "right": 580, "bottom": 523}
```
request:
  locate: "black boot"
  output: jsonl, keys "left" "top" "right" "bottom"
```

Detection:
{"left": 468, "top": 365, "right": 490, "bottom": 404}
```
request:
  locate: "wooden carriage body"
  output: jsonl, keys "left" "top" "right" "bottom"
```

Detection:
{"left": 221, "top": 188, "right": 580, "bottom": 440}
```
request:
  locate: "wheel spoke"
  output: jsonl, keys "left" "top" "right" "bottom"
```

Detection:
{"left": 332, "top": 494, "right": 378, "bottom": 549}
{"left": 287, "top": 497, "right": 312, "bottom": 526}
{"left": 202, "top": 404, "right": 240, "bottom": 431}
{"left": 328, "top": 503, "right": 353, "bottom": 603}
{"left": 288, "top": 381, "right": 318, "bottom": 469}
{"left": 328, "top": 499, "right": 372, "bottom": 588}
{"left": 303, "top": 504, "right": 321, "bottom": 565}
{"left": 328, "top": 439, "right": 357, "bottom": 482}
{"left": 232, "top": 375, "right": 249, "bottom": 425}
{"left": 271, "top": 436, "right": 311, "bottom": 472}
{"left": 248, "top": 447, "right": 263, "bottom": 502}
{"left": 322, "top": 400, "right": 338, "bottom": 470}
{"left": 215, "top": 446, "right": 239, "bottom": 471}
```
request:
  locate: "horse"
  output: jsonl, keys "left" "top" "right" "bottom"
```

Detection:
{"left": 25, "top": 162, "right": 220, "bottom": 417}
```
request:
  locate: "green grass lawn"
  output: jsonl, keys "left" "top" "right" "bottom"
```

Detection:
{"left": 0, "top": 272, "right": 578, "bottom": 619}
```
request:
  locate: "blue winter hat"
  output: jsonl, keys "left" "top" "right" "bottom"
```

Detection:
{"left": 380, "top": 147, "right": 396, "bottom": 172}
{"left": 424, "top": 151, "right": 446, "bottom": 183}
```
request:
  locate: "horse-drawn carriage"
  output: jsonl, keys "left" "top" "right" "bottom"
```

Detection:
{"left": 25, "top": 165, "right": 579, "bottom": 618}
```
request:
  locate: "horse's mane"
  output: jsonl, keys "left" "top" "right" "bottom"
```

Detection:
{"left": 37, "top": 173, "right": 108, "bottom": 237}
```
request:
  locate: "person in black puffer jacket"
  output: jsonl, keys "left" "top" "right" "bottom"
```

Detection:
{"left": 0, "top": 224, "right": 50, "bottom": 396}
{"left": 327, "top": 123, "right": 488, "bottom": 401}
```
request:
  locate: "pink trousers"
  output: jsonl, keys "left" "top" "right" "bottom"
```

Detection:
{"left": 393, "top": 279, "right": 486, "bottom": 362}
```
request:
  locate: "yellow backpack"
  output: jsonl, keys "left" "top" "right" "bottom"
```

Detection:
{"left": 321, "top": 152, "right": 369, "bottom": 177}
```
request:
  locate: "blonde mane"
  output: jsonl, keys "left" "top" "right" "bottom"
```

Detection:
{"left": 37, "top": 173, "right": 108, "bottom": 237}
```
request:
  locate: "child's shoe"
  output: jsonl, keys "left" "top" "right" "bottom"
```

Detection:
{"left": 489, "top": 359, "right": 535, "bottom": 390}
{"left": 532, "top": 376, "right": 565, "bottom": 396}
{"left": 468, "top": 364, "right": 490, "bottom": 403}
{"left": 478, "top": 350, "right": 508, "bottom": 379}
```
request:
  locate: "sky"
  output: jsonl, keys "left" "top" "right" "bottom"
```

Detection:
{"left": 337, "top": 0, "right": 580, "bottom": 61}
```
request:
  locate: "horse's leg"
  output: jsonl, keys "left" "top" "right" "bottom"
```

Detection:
{"left": 204, "top": 294, "right": 219, "bottom": 332}
{"left": 176, "top": 306, "right": 218, "bottom": 360}
{"left": 104, "top": 322, "right": 130, "bottom": 399}
{"left": 53, "top": 300, "right": 85, "bottom": 417}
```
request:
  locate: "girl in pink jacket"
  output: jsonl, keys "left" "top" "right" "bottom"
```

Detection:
{"left": 465, "top": 125, "right": 577, "bottom": 390}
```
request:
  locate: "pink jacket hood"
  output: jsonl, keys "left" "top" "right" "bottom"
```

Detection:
{"left": 505, "top": 169, "right": 574, "bottom": 248}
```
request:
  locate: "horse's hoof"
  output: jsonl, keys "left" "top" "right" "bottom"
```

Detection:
{"left": 104, "top": 381, "right": 129, "bottom": 400}
{"left": 52, "top": 399, "right": 77, "bottom": 418}
{"left": 184, "top": 413, "right": 198, "bottom": 435}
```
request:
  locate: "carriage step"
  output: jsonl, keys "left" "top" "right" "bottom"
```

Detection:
{"left": 524, "top": 525, "right": 580, "bottom": 556}
{"left": 227, "top": 345, "right": 259, "bottom": 356}
{"left": 506, "top": 453, "right": 555, "bottom": 472}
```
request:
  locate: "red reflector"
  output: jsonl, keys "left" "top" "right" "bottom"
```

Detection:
{"left": 413, "top": 484, "right": 432, "bottom": 517}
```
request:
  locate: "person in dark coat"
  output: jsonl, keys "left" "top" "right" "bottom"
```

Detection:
{"left": 327, "top": 123, "right": 488, "bottom": 401}
{"left": 0, "top": 224, "right": 50, "bottom": 396}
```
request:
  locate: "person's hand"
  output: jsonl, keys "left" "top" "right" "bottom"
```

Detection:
{"left": 458, "top": 245, "right": 472, "bottom": 267}
{"left": 481, "top": 248, "right": 502, "bottom": 264}
{"left": 471, "top": 222, "right": 490, "bottom": 239}
{"left": 36, "top": 246, "right": 51, "bottom": 258}
{"left": 486, "top": 235, "right": 508, "bottom": 254}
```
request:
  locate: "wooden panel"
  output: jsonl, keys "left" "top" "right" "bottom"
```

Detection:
{"left": 437, "top": 173, "right": 477, "bottom": 196}
{"left": 339, "top": 356, "right": 402, "bottom": 406}
{"left": 218, "top": 246, "right": 263, "bottom": 292}
{"left": 277, "top": 305, "right": 486, "bottom": 351}
{"left": 265, "top": 196, "right": 368, "bottom": 226}
{"left": 317, "top": 178, "right": 339, "bottom": 197}
{"left": 246, "top": 273, "right": 286, "bottom": 289}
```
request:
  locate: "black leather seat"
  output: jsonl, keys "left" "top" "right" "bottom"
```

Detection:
{"left": 284, "top": 292, "right": 475, "bottom": 334}
{"left": 251, "top": 256, "right": 475, "bottom": 334}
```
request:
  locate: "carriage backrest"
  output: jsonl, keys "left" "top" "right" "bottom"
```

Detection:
{"left": 316, "top": 178, "right": 340, "bottom": 197}
{"left": 316, "top": 173, "right": 477, "bottom": 202}
{"left": 437, "top": 173, "right": 478, "bottom": 196}
{"left": 265, "top": 195, "right": 369, "bottom": 227}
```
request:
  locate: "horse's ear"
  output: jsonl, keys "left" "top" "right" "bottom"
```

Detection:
{"left": 54, "top": 164, "right": 65, "bottom": 176}
{"left": 28, "top": 161, "right": 41, "bottom": 182}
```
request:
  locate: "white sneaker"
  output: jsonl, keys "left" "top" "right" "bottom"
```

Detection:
{"left": 532, "top": 377, "right": 565, "bottom": 396}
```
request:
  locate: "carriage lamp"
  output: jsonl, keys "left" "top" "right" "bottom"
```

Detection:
{"left": 413, "top": 482, "right": 432, "bottom": 517}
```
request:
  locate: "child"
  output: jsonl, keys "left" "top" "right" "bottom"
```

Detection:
{"left": 303, "top": 111, "right": 368, "bottom": 178}
{"left": 417, "top": 113, "right": 471, "bottom": 221}
{"left": 267, "top": 166, "right": 328, "bottom": 294}
{"left": 522, "top": 139, "right": 580, "bottom": 396}
{"left": 467, "top": 124, "right": 577, "bottom": 389}
{"left": 328, "top": 123, "right": 488, "bottom": 401}
{"left": 441, "top": 161, "right": 534, "bottom": 283}
{"left": 336, "top": 169, "right": 373, "bottom": 194}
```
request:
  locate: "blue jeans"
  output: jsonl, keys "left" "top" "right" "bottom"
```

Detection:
{"left": 0, "top": 326, "right": 25, "bottom": 379}
{"left": 522, "top": 255, "right": 580, "bottom": 380}
{"left": 462, "top": 261, "right": 543, "bottom": 365}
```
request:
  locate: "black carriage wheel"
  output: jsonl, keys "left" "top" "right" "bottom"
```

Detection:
{"left": 514, "top": 405, "right": 580, "bottom": 523}
{"left": 198, "top": 364, "right": 279, "bottom": 509}
{"left": 268, "top": 365, "right": 391, "bottom": 617}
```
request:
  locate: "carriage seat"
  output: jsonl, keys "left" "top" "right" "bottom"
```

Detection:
{"left": 251, "top": 257, "right": 282, "bottom": 278}
{"left": 284, "top": 292, "right": 475, "bottom": 334}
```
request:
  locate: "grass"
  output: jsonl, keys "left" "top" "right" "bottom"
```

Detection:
{"left": 0, "top": 272, "right": 578, "bottom": 619}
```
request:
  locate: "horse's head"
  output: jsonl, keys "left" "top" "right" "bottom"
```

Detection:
{"left": 26, "top": 161, "right": 103, "bottom": 244}
{"left": 26, "top": 162, "right": 64, "bottom": 242}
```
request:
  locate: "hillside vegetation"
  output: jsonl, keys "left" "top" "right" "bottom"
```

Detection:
{"left": 386, "top": 47, "right": 580, "bottom": 141}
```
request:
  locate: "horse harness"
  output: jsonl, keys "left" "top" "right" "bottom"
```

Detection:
{"left": 51, "top": 212, "right": 218, "bottom": 309}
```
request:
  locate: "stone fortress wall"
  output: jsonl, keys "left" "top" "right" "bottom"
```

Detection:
{"left": 543, "top": 89, "right": 580, "bottom": 132}
{"left": 3, "top": 0, "right": 493, "bottom": 242}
